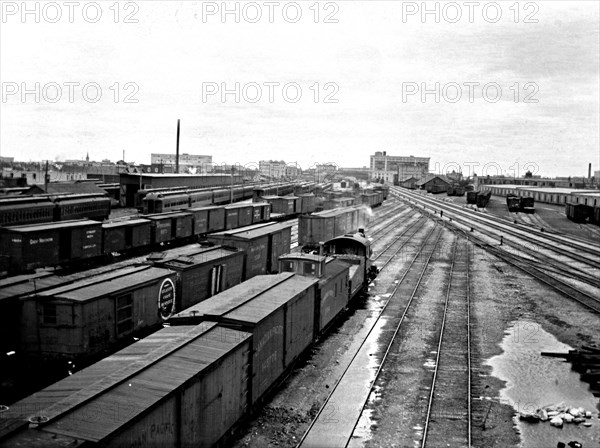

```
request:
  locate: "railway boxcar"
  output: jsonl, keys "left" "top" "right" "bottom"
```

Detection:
{"left": 521, "top": 197, "right": 535, "bottom": 213}
{"left": 298, "top": 206, "right": 367, "bottom": 248}
{"left": 225, "top": 203, "right": 254, "bottom": 227}
{"left": 151, "top": 245, "right": 245, "bottom": 310}
{"left": 189, "top": 205, "right": 226, "bottom": 234}
{"left": 170, "top": 272, "right": 318, "bottom": 404}
{"left": 0, "top": 196, "right": 55, "bottom": 226}
{"left": 0, "top": 220, "right": 102, "bottom": 272}
{"left": 207, "top": 222, "right": 292, "bottom": 279}
{"left": 224, "top": 204, "right": 239, "bottom": 230}
{"left": 506, "top": 194, "right": 521, "bottom": 212}
{"left": 19, "top": 265, "right": 177, "bottom": 359}
{"left": 476, "top": 191, "right": 491, "bottom": 208}
{"left": 565, "top": 202, "right": 592, "bottom": 223}
{"left": 262, "top": 195, "right": 297, "bottom": 216}
{"left": 593, "top": 206, "right": 600, "bottom": 226}
{"left": 466, "top": 191, "right": 479, "bottom": 204}
{"left": 143, "top": 212, "right": 193, "bottom": 243}
{"left": 101, "top": 219, "right": 152, "bottom": 253}
{"left": 2, "top": 322, "right": 252, "bottom": 448}
{"left": 252, "top": 202, "right": 271, "bottom": 223}
{"left": 296, "top": 193, "right": 316, "bottom": 214}
{"left": 52, "top": 193, "right": 111, "bottom": 222}
{"left": 279, "top": 253, "right": 350, "bottom": 335}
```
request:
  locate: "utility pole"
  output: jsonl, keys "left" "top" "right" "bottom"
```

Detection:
{"left": 175, "top": 119, "right": 181, "bottom": 174}
{"left": 230, "top": 166, "right": 234, "bottom": 204}
{"left": 44, "top": 160, "right": 49, "bottom": 192}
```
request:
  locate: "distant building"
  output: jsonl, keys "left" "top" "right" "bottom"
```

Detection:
{"left": 259, "top": 160, "right": 287, "bottom": 179}
{"left": 370, "top": 152, "right": 430, "bottom": 184}
{"left": 151, "top": 153, "right": 212, "bottom": 174}
{"left": 0, "top": 156, "right": 15, "bottom": 163}
{"left": 417, "top": 174, "right": 451, "bottom": 193}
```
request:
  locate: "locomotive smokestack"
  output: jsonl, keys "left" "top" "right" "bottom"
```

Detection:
{"left": 176, "top": 119, "right": 181, "bottom": 174}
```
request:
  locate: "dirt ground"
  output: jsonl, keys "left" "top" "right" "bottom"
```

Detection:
{"left": 228, "top": 200, "right": 600, "bottom": 448}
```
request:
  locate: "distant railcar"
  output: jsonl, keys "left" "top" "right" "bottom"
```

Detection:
{"left": 506, "top": 194, "right": 521, "bottom": 212}
{"left": 565, "top": 202, "right": 593, "bottom": 223}
{"left": 467, "top": 191, "right": 479, "bottom": 204}
{"left": 476, "top": 191, "right": 491, "bottom": 208}
{"left": 0, "top": 196, "right": 55, "bottom": 226}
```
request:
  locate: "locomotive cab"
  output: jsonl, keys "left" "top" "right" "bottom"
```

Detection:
{"left": 322, "top": 232, "right": 375, "bottom": 298}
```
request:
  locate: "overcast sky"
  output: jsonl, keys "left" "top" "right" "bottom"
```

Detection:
{"left": 1, "top": 1, "right": 599, "bottom": 177}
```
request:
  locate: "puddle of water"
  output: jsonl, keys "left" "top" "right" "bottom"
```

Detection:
{"left": 486, "top": 320, "right": 599, "bottom": 448}
{"left": 348, "top": 319, "right": 388, "bottom": 446}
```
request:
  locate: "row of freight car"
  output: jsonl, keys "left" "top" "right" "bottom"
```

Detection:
{"left": 565, "top": 202, "right": 600, "bottom": 225}
{"left": 0, "top": 201, "right": 273, "bottom": 274}
{"left": 506, "top": 194, "right": 535, "bottom": 213}
{"left": 0, "top": 193, "right": 112, "bottom": 227}
{"left": 0, "top": 182, "right": 318, "bottom": 229}
{"left": 2, "top": 230, "right": 374, "bottom": 448}
{"left": 0, "top": 206, "right": 371, "bottom": 362}
{"left": 466, "top": 191, "right": 492, "bottom": 208}
{"left": 139, "top": 181, "right": 316, "bottom": 214}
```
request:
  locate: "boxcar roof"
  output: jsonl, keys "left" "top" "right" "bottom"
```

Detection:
{"left": 223, "top": 275, "right": 317, "bottom": 324}
{"left": 163, "top": 247, "right": 241, "bottom": 269}
{"left": 144, "top": 211, "right": 191, "bottom": 220}
{"left": 31, "top": 266, "right": 172, "bottom": 302}
{"left": 209, "top": 221, "right": 292, "bottom": 240}
{"left": 146, "top": 244, "right": 233, "bottom": 263}
{"left": 0, "top": 219, "right": 101, "bottom": 232}
{"left": 171, "top": 273, "right": 296, "bottom": 319}
{"left": 6, "top": 323, "right": 251, "bottom": 442}
{"left": 101, "top": 218, "right": 150, "bottom": 229}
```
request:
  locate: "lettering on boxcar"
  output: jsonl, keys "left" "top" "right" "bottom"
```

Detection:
{"left": 158, "top": 278, "right": 176, "bottom": 320}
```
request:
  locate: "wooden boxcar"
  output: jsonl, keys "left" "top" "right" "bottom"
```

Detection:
{"left": 2, "top": 322, "right": 252, "bottom": 448}
{"left": 466, "top": 191, "right": 479, "bottom": 204}
{"left": 262, "top": 195, "right": 297, "bottom": 217}
{"left": 252, "top": 202, "right": 271, "bottom": 223}
{"left": 566, "top": 202, "right": 592, "bottom": 223}
{"left": 153, "top": 245, "right": 245, "bottom": 310}
{"left": 0, "top": 220, "right": 102, "bottom": 272}
{"left": 101, "top": 218, "right": 152, "bottom": 253}
{"left": 506, "top": 194, "right": 521, "bottom": 212}
{"left": 298, "top": 207, "right": 366, "bottom": 247}
{"left": 279, "top": 254, "right": 350, "bottom": 335}
{"left": 170, "top": 272, "right": 318, "bottom": 404}
{"left": 19, "top": 265, "right": 177, "bottom": 359}
{"left": 296, "top": 193, "right": 316, "bottom": 214}
{"left": 188, "top": 206, "right": 226, "bottom": 234}
{"left": 225, "top": 203, "right": 253, "bottom": 227}
{"left": 207, "top": 222, "right": 292, "bottom": 279}
{"left": 144, "top": 212, "right": 193, "bottom": 243}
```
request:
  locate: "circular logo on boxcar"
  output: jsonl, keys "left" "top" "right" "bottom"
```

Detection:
{"left": 158, "top": 278, "right": 176, "bottom": 320}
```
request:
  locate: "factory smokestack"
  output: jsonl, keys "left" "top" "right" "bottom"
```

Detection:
{"left": 175, "top": 119, "right": 180, "bottom": 174}
{"left": 588, "top": 163, "right": 592, "bottom": 180}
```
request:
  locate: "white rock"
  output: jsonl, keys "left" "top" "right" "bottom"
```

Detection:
{"left": 585, "top": 411, "right": 592, "bottom": 418}
{"left": 563, "top": 414, "right": 574, "bottom": 423}
{"left": 547, "top": 411, "right": 559, "bottom": 417}
{"left": 550, "top": 416, "right": 563, "bottom": 427}
{"left": 537, "top": 409, "right": 549, "bottom": 421}
{"left": 569, "top": 408, "right": 582, "bottom": 417}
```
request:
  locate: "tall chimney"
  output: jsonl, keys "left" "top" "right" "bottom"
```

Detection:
{"left": 175, "top": 119, "right": 180, "bottom": 174}
{"left": 588, "top": 163, "right": 592, "bottom": 179}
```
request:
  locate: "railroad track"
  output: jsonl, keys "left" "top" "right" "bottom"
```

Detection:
{"left": 394, "top": 188, "right": 600, "bottom": 314}
{"left": 421, "top": 235, "right": 472, "bottom": 448}
{"left": 392, "top": 188, "right": 600, "bottom": 291}
{"left": 395, "top": 188, "right": 600, "bottom": 268}
{"left": 298, "top": 221, "right": 446, "bottom": 447}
